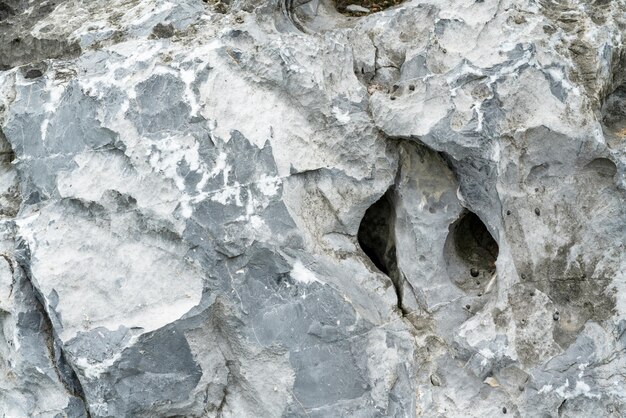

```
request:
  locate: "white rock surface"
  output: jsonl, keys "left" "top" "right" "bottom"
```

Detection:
{"left": 0, "top": 0, "right": 625, "bottom": 416}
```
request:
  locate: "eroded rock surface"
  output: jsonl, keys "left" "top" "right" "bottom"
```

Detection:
{"left": 0, "top": 0, "right": 625, "bottom": 416}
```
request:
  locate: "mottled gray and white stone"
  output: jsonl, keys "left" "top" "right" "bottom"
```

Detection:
{"left": 0, "top": 0, "right": 625, "bottom": 416}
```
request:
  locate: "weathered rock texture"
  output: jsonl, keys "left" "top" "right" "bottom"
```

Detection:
{"left": 1, "top": 0, "right": 625, "bottom": 416}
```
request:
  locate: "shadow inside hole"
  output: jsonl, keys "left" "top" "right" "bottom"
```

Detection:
{"left": 601, "top": 84, "right": 626, "bottom": 142}
{"left": 357, "top": 189, "right": 396, "bottom": 276}
{"left": 444, "top": 211, "right": 499, "bottom": 294}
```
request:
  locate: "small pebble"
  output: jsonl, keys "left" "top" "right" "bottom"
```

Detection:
{"left": 534, "top": 207, "right": 541, "bottom": 216}
{"left": 553, "top": 311, "right": 560, "bottom": 321}
{"left": 502, "top": 406, "right": 507, "bottom": 414}
{"left": 345, "top": 4, "right": 370, "bottom": 13}
{"left": 470, "top": 268, "right": 480, "bottom": 277}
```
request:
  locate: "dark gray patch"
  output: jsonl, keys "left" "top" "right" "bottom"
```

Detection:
{"left": 185, "top": 133, "right": 292, "bottom": 257}
{"left": 5, "top": 77, "right": 124, "bottom": 202}
{"left": 128, "top": 73, "right": 190, "bottom": 136}
{"left": 400, "top": 54, "right": 429, "bottom": 81}
{"left": 62, "top": 397, "right": 89, "bottom": 418}
{"left": 44, "top": 83, "right": 119, "bottom": 153}
{"left": 17, "top": 309, "right": 44, "bottom": 332}
{"left": 192, "top": 197, "right": 250, "bottom": 257}
{"left": 290, "top": 342, "right": 368, "bottom": 408}
{"left": 258, "top": 199, "right": 298, "bottom": 236}
{"left": 110, "top": 326, "right": 202, "bottom": 414}
{"left": 214, "top": 243, "right": 364, "bottom": 352}
{"left": 151, "top": 22, "right": 175, "bottom": 39}
{"left": 66, "top": 326, "right": 133, "bottom": 363}
{"left": 506, "top": 43, "right": 532, "bottom": 61}
{"left": 542, "top": 68, "right": 568, "bottom": 102}
{"left": 479, "top": 94, "right": 507, "bottom": 138}
{"left": 7, "top": 81, "right": 118, "bottom": 157}
{"left": 178, "top": 158, "right": 203, "bottom": 192}
{"left": 181, "top": 216, "right": 220, "bottom": 268}
{"left": 227, "top": 132, "right": 277, "bottom": 185}
{"left": 16, "top": 156, "right": 77, "bottom": 204}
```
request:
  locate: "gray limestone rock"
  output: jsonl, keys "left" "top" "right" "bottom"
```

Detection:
{"left": 0, "top": 0, "right": 625, "bottom": 416}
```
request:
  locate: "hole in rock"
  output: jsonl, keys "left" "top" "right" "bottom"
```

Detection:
{"left": 358, "top": 188, "right": 415, "bottom": 317}
{"left": 601, "top": 84, "right": 626, "bottom": 138}
{"left": 336, "top": 0, "right": 404, "bottom": 16}
{"left": 444, "top": 211, "right": 499, "bottom": 293}
{"left": 584, "top": 157, "right": 617, "bottom": 178}
{"left": 24, "top": 68, "right": 43, "bottom": 79}
{"left": 357, "top": 189, "right": 396, "bottom": 276}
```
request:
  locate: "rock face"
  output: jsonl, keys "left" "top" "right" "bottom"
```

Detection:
{"left": 0, "top": 0, "right": 625, "bottom": 416}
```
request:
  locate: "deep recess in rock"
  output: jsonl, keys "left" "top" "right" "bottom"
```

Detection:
{"left": 445, "top": 211, "right": 499, "bottom": 292}
{"left": 358, "top": 189, "right": 395, "bottom": 276}
{"left": 357, "top": 188, "right": 409, "bottom": 314}
{"left": 602, "top": 84, "right": 626, "bottom": 136}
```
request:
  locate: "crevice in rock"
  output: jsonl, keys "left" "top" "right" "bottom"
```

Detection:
{"left": 14, "top": 244, "right": 91, "bottom": 417}
{"left": 357, "top": 187, "right": 408, "bottom": 315}
{"left": 444, "top": 210, "right": 499, "bottom": 295}
{"left": 214, "top": 360, "right": 234, "bottom": 417}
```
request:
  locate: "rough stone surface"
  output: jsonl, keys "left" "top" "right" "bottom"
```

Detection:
{"left": 0, "top": 0, "right": 625, "bottom": 417}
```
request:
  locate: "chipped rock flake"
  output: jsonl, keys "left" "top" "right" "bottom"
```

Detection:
{"left": 0, "top": 0, "right": 626, "bottom": 417}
